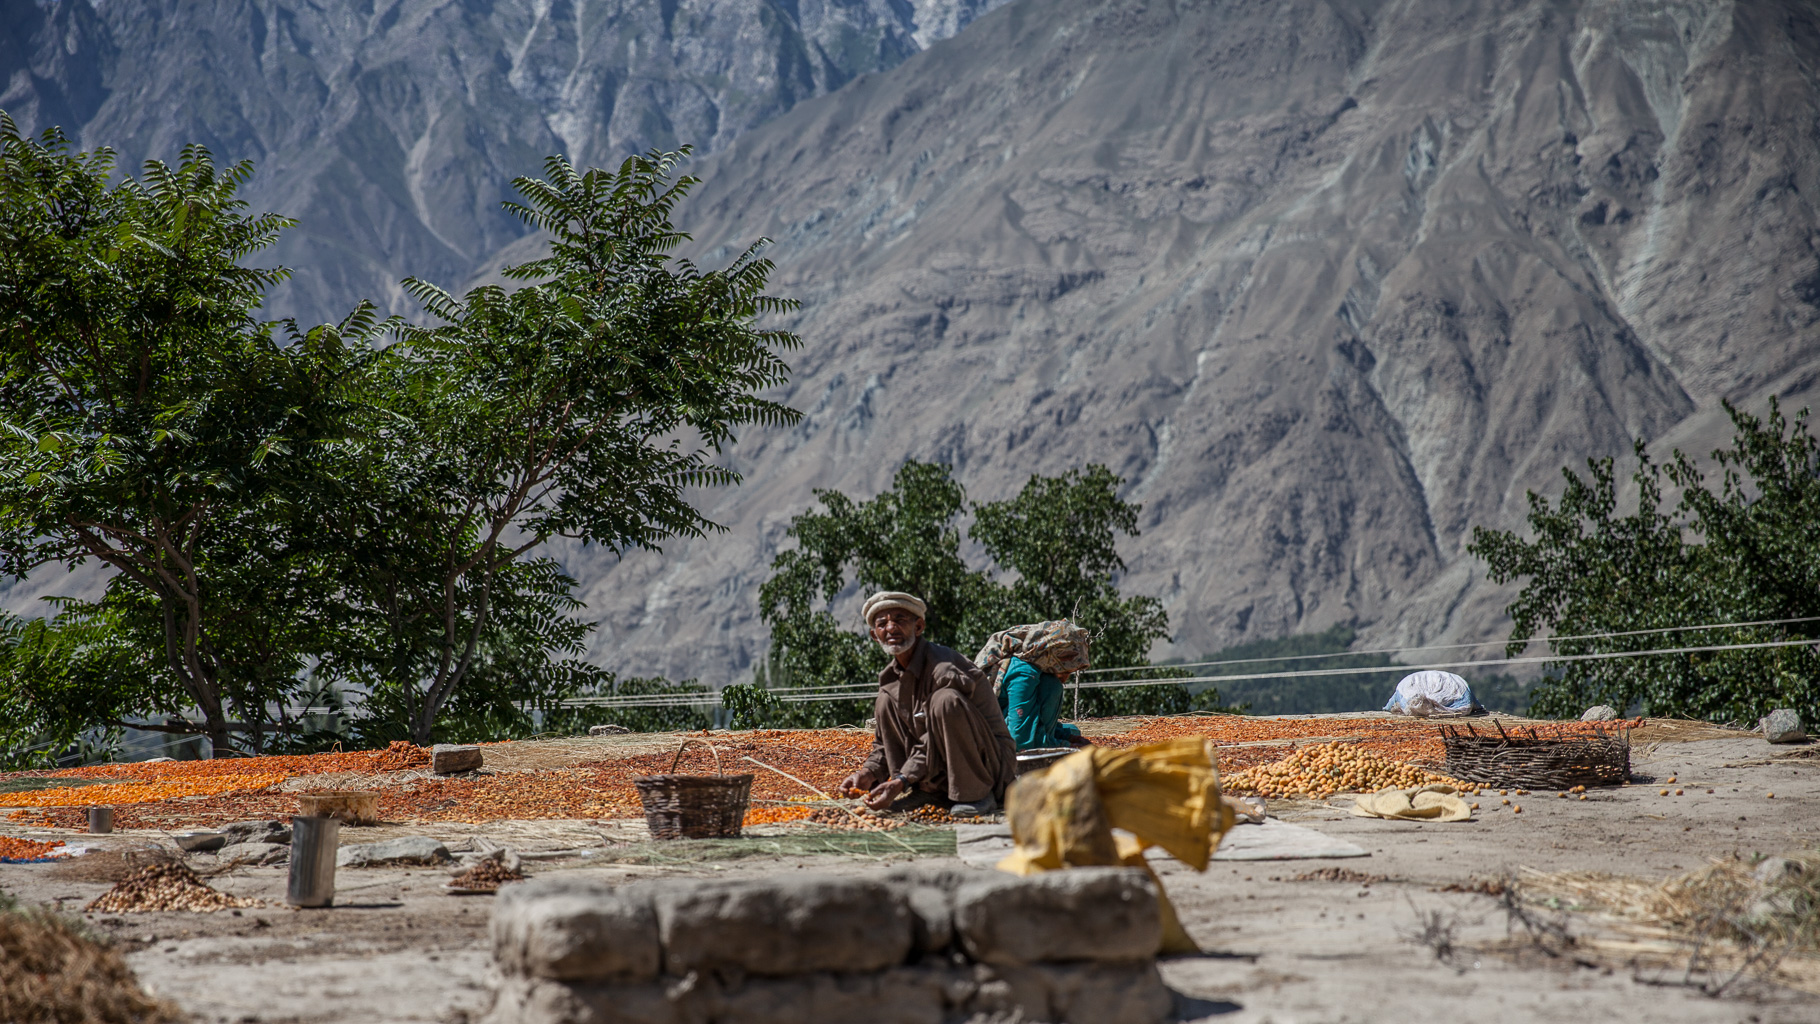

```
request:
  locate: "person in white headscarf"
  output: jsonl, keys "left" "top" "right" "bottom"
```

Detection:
{"left": 976, "top": 621, "right": 1094, "bottom": 751}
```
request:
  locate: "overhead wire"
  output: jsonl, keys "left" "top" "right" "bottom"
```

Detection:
{"left": 1070, "top": 636, "right": 1820, "bottom": 691}
{"left": 1072, "top": 614, "right": 1820, "bottom": 675}
{"left": 553, "top": 618, "right": 1820, "bottom": 710}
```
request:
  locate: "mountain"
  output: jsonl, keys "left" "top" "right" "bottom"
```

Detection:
{"left": 542, "top": 0, "right": 1820, "bottom": 684}
{"left": 0, "top": 0, "right": 1012, "bottom": 322}
{"left": 5, "top": 0, "right": 1820, "bottom": 689}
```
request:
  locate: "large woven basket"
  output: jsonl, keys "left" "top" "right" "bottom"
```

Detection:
{"left": 632, "top": 739, "right": 754, "bottom": 840}
{"left": 1441, "top": 722, "right": 1630, "bottom": 789}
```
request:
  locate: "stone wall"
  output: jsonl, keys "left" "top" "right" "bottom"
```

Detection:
{"left": 483, "top": 866, "right": 1175, "bottom": 1024}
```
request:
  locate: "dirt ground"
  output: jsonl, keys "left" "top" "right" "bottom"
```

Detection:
{"left": 2, "top": 729, "right": 1817, "bottom": 1024}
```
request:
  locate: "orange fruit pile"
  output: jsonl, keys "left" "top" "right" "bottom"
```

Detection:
{"left": 0, "top": 836, "right": 69, "bottom": 860}
{"left": 742, "top": 805, "right": 816, "bottom": 826}
{"left": 1224, "top": 742, "right": 1467, "bottom": 798}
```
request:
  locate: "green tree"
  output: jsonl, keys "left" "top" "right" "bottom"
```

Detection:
{"left": 324, "top": 149, "right": 801, "bottom": 744}
{"left": 971, "top": 466, "right": 1179, "bottom": 717}
{"left": 0, "top": 116, "right": 374, "bottom": 753}
{"left": 1469, "top": 400, "right": 1820, "bottom": 723}
{"left": 756, "top": 461, "right": 994, "bottom": 729}
{"left": 751, "top": 461, "right": 1178, "bottom": 726}
{"left": 0, "top": 603, "right": 170, "bottom": 769}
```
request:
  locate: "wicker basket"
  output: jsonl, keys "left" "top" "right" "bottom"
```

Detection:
{"left": 1441, "top": 722, "right": 1631, "bottom": 789}
{"left": 633, "top": 739, "right": 754, "bottom": 840}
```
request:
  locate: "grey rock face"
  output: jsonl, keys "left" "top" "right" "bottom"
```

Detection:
{"left": 654, "top": 876, "right": 913, "bottom": 976}
{"left": 552, "top": 0, "right": 1820, "bottom": 685}
{"left": 336, "top": 836, "right": 450, "bottom": 868}
{"left": 1762, "top": 709, "right": 1806, "bottom": 744}
{"left": 6, "top": 0, "right": 1818, "bottom": 687}
{"left": 0, "top": 0, "right": 1013, "bottom": 326}
{"left": 953, "top": 867, "right": 1160, "bottom": 964}
{"left": 1581, "top": 706, "right": 1620, "bottom": 722}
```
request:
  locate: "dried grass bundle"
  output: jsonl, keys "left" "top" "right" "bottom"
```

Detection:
{"left": 1520, "top": 854, "right": 1820, "bottom": 995}
{"left": 0, "top": 895, "right": 182, "bottom": 1024}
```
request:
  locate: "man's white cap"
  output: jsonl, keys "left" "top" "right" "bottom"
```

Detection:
{"left": 862, "top": 591, "right": 927, "bottom": 626}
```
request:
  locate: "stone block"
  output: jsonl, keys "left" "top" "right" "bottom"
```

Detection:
{"left": 587, "top": 725, "right": 630, "bottom": 736}
{"left": 1027, "top": 961, "right": 1173, "bottom": 1024}
{"left": 433, "top": 743, "right": 485, "bottom": 773}
{"left": 218, "top": 841, "right": 289, "bottom": 865}
{"left": 708, "top": 968, "right": 945, "bottom": 1024}
{"left": 337, "top": 835, "right": 450, "bottom": 867}
{"left": 481, "top": 976, "right": 677, "bottom": 1024}
{"left": 953, "top": 867, "right": 1160, "bottom": 965}
{"left": 1580, "top": 705, "right": 1618, "bottom": 722}
{"left": 1762, "top": 708, "right": 1806, "bottom": 744}
{"left": 655, "top": 875, "right": 912, "bottom": 976}
{"left": 484, "top": 969, "right": 947, "bottom": 1024}
{"left": 492, "top": 877, "right": 661, "bottom": 983}
{"left": 221, "top": 819, "right": 291, "bottom": 845}
{"left": 884, "top": 866, "right": 973, "bottom": 953}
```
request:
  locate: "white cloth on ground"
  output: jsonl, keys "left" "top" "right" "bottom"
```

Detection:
{"left": 1384, "top": 670, "right": 1478, "bottom": 716}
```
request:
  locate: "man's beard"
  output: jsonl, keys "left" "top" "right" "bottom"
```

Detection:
{"left": 877, "top": 634, "right": 917, "bottom": 657}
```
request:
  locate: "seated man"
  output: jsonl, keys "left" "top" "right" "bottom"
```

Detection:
{"left": 840, "top": 591, "right": 1017, "bottom": 817}
{"left": 978, "top": 620, "right": 1094, "bottom": 751}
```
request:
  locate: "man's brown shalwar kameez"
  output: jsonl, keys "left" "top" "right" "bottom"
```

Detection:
{"left": 859, "top": 637, "right": 1018, "bottom": 803}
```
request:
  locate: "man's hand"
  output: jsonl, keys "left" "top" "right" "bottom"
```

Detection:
{"left": 862, "top": 776, "right": 906, "bottom": 811}
{"left": 841, "top": 770, "right": 879, "bottom": 795}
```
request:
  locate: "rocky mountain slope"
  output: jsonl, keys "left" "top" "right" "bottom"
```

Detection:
{"left": 0, "top": 0, "right": 1010, "bottom": 322}
{"left": 545, "top": 0, "right": 1820, "bottom": 684}
{"left": 5, "top": 0, "right": 1819, "bottom": 688}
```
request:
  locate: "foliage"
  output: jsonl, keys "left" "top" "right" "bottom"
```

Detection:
{"left": 0, "top": 122, "right": 797, "bottom": 755}
{"left": 750, "top": 460, "right": 1176, "bottom": 726}
{"left": 322, "top": 147, "right": 800, "bottom": 743}
{"left": 741, "top": 647, "right": 873, "bottom": 729}
{"left": 549, "top": 676, "right": 712, "bottom": 735}
{"left": 1469, "top": 399, "right": 1820, "bottom": 723}
{"left": 721, "top": 683, "right": 786, "bottom": 731}
{"left": 0, "top": 115, "right": 377, "bottom": 752}
{"left": 971, "top": 466, "right": 1169, "bottom": 672}
{"left": 0, "top": 605, "right": 169, "bottom": 770}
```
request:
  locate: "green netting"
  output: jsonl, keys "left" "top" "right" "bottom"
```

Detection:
{"left": 593, "top": 825, "right": 957, "bottom": 864}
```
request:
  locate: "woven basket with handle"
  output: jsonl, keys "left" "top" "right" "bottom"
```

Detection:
{"left": 632, "top": 739, "right": 754, "bottom": 840}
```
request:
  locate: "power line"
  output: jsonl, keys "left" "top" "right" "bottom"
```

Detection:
{"left": 549, "top": 633, "right": 1819, "bottom": 711}
{"left": 1074, "top": 615, "right": 1820, "bottom": 676}
{"left": 1070, "top": 636, "right": 1820, "bottom": 691}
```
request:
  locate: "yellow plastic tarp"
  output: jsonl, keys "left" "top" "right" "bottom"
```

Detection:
{"left": 997, "top": 737, "right": 1237, "bottom": 954}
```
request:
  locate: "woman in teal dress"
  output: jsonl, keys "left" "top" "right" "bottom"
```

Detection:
{"left": 976, "top": 621, "right": 1094, "bottom": 751}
